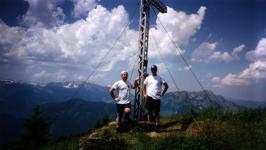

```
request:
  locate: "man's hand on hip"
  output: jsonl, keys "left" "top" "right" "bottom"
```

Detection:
{"left": 114, "top": 97, "right": 121, "bottom": 102}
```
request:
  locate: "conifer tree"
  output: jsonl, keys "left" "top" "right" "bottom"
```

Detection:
{"left": 20, "top": 105, "right": 50, "bottom": 149}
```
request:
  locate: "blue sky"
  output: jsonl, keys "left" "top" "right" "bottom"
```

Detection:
{"left": 0, "top": 0, "right": 266, "bottom": 101}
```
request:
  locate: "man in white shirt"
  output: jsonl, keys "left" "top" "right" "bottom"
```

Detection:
{"left": 109, "top": 71, "right": 137, "bottom": 130}
{"left": 143, "top": 65, "right": 169, "bottom": 129}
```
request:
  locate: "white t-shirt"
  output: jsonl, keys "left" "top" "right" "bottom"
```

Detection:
{"left": 143, "top": 75, "right": 166, "bottom": 100}
{"left": 112, "top": 80, "right": 133, "bottom": 104}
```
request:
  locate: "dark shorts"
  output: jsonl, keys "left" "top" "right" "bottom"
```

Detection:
{"left": 116, "top": 103, "right": 131, "bottom": 116}
{"left": 146, "top": 96, "right": 160, "bottom": 114}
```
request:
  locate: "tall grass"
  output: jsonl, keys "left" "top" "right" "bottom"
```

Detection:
{"left": 35, "top": 107, "right": 266, "bottom": 150}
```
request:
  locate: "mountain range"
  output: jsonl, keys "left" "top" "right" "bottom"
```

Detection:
{"left": 0, "top": 80, "right": 262, "bottom": 145}
{"left": 41, "top": 99, "right": 115, "bottom": 139}
{"left": 161, "top": 90, "right": 239, "bottom": 116}
{"left": 0, "top": 80, "right": 112, "bottom": 144}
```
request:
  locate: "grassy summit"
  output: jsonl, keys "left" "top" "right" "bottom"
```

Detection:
{"left": 41, "top": 108, "right": 266, "bottom": 150}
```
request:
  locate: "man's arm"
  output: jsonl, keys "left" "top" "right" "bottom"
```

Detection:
{"left": 109, "top": 87, "right": 116, "bottom": 99}
{"left": 109, "top": 87, "right": 120, "bottom": 102}
{"left": 160, "top": 82, "right": 169, "bottom": 96}
{"left": 132, "top": 77, "right": 139, "bottom": 89}
{"left": 142, "top": 84, "right": 148, "bottom": 98}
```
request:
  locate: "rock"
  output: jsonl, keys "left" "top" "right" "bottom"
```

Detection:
{"left": 147, "top": 131, "right": 161, "bottom": 138}
{"left": 108, "top": 121, "right": 116, "bottom": 126}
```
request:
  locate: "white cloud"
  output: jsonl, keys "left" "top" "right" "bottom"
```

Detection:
{"left": 191, "top": 42, "right": 244, "bottom": 63}
{"left": 22, "top": 0, "right": 66, "bottom": 27}
{"left": 72, "top": 0, "right": 97, "bottom": 18}
{"left": 0, "top": 21, "right": 26, "bottom": 62}
{"left": 149, "top": 6, "right": 206, "bottom": 59}
{"left": 232, "top": 44, "right": 245, "bottom": 59}
{"left": 16, "top": 5, "right": 133, "bottom": 67}
{"left": 210, "top": 51, "right": 232, "bottom": 62}
{"left": 178, "top": 65, "right": 192, "bottom": 71}
{"left": 0, "top": 5, "right": 207, "bottom": 83}
{"left": 212, "top": 38, "right": 266, "bottom": 87}
{"left": 3, "top": 5, "right": 137, "bottom": 82}
{"left": 191, "top": 42, "right": 212, "bottom": 62}
{"left": 184, "top": 65, "right": 192, "bottom": 71}
{"left": 240, "top": 60, "right": 266, "bottom": 79}
{"left": 0, "top": 21, "right": 25, "bottom": 51}
{"left": 212, "top": 74, "right": 250, "bottom": 87}
{"left": 246, "top": 38, "right": 266, "bottom": 61}
{"left": 157, "top": 6, "right": 206, "bottom": 46}
{"left": 21, "top": 0, "right": 98, "bottom": 27}
{"left": 211, "top": 76, "right": 220, "bottom": 82}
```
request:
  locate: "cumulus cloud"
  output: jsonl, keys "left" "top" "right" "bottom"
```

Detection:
{"left": 246, "top": 38, "right": 266, "bottom": 61}
{"left": 0, "top": 21, "right": 25, "bottom": 49}
{"left": 21, "top": 0, "right": 66, "bottom": 27}
{"left": 21, "top": 0, "right": 98, "bottom": 27}
{"left": 0, "top": 5, "right": 207, "bottom": 83}
{"left": 149, "top": 6, "right": 206, "bottom": 59}
{"left": 212, "top": 74, "right": 250, "bottom": 87}
{"left": 2, "top": 5, "right": 137, "bottom": 82}
{"left": 191, "top": 42, "right": 244, "bottom": 63}
{"left": 212, "top": 38, "right": 266, "bottom": 87}
{"left": 239, "top": 60, "right": 266, "bottom": 79}
{"left": 18, "top": 5, "right": 131, "bottom": 65}
{"left": 191, "top": 42, "right": 219, "bottom": 62}
{"left": 72, "top": 0, "right": 97, "bottom": 18}
{"left": 0, "top": 21, "right": 26, "bottom": 63}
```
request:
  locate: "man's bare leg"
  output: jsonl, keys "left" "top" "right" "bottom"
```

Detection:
{"left": 155, "top": 112, "right": 160, "bottom": 126}
{"left": 124, "top": 107, "right": 132, "bottom": 122}
{"left": 116, "top": 113, "right": 122, "bottom": 128}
